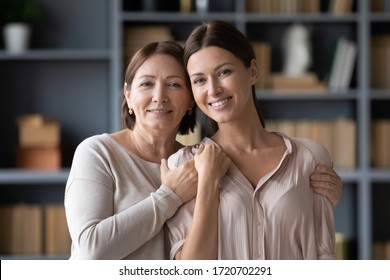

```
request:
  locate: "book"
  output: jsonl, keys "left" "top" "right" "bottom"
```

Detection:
{"left": 0, "top": 204, "right": 43, "bottom": 255}
{"left": 371, "top": 36, "right": 390, "bottom": 89}
{"left": 328, "top": 37, "right": 350, "bottom": 92}
{"left": 270, "top": 72, "right": 326, "bottom": 92}
{"left": 251, "top": 41, "right": 271, "bottom": 89}
{"left": 338, "top": 40, "right": 357, "bottom": 91}
{"left": 44, "top": 204, "right": 71, "bottom": 255}
{"left": 311, "top": 120, "right": 334, "bottom": 158}
{"left": 330, "top": 0, "right": 354, "bottom": 15}
{"left": 371, "top": 119, "right": 390, "bottom": 168}
{"left": 332, "top": 117, "right": 356, "bottom": 169}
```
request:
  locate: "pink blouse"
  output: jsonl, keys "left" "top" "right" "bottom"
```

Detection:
{"left": 166, "top": 133, "right": 336, "bottom": 260}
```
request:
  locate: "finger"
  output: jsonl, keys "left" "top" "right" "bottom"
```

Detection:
{"left": 312, "top": 187, "right": 337, "bottom": 207}
{"left": 314, "top": 165, "right": 342, "bottom": 184}
{"left": 160, "top": 158, "right": 169, "bottom": 174}
{"left": 310, "top": 173, "right": 339, "bottom": 185}
{"left": 196, "top": 143, "right": 205, "bottom": 154}
{"left": 313, "top": 164, "right": 333, "bottom": 175}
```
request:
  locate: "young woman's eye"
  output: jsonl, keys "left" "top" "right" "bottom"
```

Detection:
{"left": 219, "top": 69, "right": 231, "bottom": 77}
{"left": 193, "top": 77, "right": 205, "bottom": 85}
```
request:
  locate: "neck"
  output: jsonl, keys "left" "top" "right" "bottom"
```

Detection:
{"left": 129, "top": 125, "right": 180, "bottom": 163}
{"left": 211, "top": 111, "right": 269, "bottom": 152}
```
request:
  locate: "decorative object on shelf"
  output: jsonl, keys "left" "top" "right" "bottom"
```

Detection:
{"left": 195, "top": 0, "right": 208, "bottom": 13}
{"left": 282, "top": 24, "right": 312, "bottom": 77}
{"left": 180, "top": 0, "right": 192, "bottom": 13}
{"left": 0, "top": 0, "right": 43, "bottom": 54}
{"left": 15, "top": 114, "right": 61, "bottom": 171}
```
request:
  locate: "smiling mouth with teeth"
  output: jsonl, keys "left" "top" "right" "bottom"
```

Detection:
{"left": 147, "top": 109, "right": 172, "bottom": 113}
{"left": 209, "top": 97, "right": 232, "bottom": 107}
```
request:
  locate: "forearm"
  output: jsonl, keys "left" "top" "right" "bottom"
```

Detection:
{"left": 66, "top": 183, "right": 182, "bottom": 259}
{"left": 178, "top": 178, "right": 219, "bottom": 260}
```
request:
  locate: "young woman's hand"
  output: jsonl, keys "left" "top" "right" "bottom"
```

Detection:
{"left": 194, "top": 144, "right": 231, "bottom": 189}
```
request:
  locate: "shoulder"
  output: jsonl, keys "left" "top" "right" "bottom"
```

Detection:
{"left": 74, "top": 133, "right": 115, "bottom": 158}
{"left": 167, "top": 137, "right": 210, "bottom": 169}
{"left": 291, "top": 137, "right": 332, "bottom": 167}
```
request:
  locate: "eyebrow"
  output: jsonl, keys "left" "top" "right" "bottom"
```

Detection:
{"left": 137, "top": 74, "right": 184, "bottom": 80}
{"left": 189, "top": 62, "right": 232, "bottom": 78}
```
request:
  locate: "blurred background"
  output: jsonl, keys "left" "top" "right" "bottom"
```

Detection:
{"left": 0, "top": 0, "right": 389, "bottom": 260}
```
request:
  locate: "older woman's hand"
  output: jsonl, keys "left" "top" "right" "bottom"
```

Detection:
{"left": 310, "top": 164, "right": 343, "bottom": 208}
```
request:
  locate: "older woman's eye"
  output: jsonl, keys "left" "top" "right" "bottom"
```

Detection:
{"left": 140, "top": 81, "right": 153, "bottom": 87}
{"left": 168, "top": 82, "right": 181, "bottom": 88}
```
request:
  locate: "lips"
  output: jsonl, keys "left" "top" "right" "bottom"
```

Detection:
{"left": 147, "top": 109, "right": 172, "bottom": 114}
{"left": 209, "top": 97, "right": 232, "bottom": 107}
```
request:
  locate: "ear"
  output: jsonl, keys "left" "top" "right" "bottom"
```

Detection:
{"left": 187, "top": 99, "right": 195, "bottom": 111}
{"left": 124, "top": 82, "right": 132, "bottom": 107}
{"left": 250, "top": 59, "right": 260, "bottom": 85}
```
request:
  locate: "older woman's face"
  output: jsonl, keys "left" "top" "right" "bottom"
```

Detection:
{"left": 125, "top": 54, "right": 194, "bottom": 134}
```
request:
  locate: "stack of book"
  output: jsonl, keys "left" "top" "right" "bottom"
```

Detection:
{"left": 0, "top": 204, "right": 71, "bottom": 256}
{"left": 372, "top": 119, "right": 390, "bottom": 168}
{"left": 371, "top": 0, "right": 390, "bottom": 12}
{"left": 266, "top": 117, "right": 356, "bottom": 169}
{"left": 373, "top": 240, "right": 390, "bottom": 259}
{"left": 327, "top": 37, "right": 357, "bottom": 92}
{"left": 251, "top": 41, "right": 271, "bottom": 89}
{"left": 329, "top": 0, "right": 354, "bottom": 15}
{"left": 371, "top": 36, "right": 390, "bottom": 89}
{"left": 123, "top": 26, "right": 174, "bottom": 65}
{"left": 269, "top": 72, "right": 326, "bottom": 92}
{"left": 246, "top": 0, "right": 320, "bottom": 14}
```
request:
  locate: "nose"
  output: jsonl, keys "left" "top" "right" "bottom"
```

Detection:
{"left": 208, "top": 77, "right": 222, "bottom": 96}
{"left": 152, "top": 83, "right": 168, "bottom": 104}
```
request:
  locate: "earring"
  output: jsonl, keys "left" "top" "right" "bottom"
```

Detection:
{"left": 129, "top": 108, "right": 133, "bottom": 115}
{"left": 187, "top": 110, "right": 192, "bottom": 116}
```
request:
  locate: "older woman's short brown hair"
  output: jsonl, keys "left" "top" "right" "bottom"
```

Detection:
{"left": 121, "top": 41, "right": 197, "bottom": 135}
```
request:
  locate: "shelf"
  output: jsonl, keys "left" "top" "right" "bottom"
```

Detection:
{"left": 370, "top": 90, "right": 390, "bottom": 99}
{"left": 121, "top": 11, "right": 238, "bottom": 22}
{"left": 256, "top": 90, "right": 358, "bottom": 100}
{"left": 0, "top": 169, "right": 70, "bottom": 185}
{"left": 243, "top": 13, "right": 359, "bottom": 23}
{"left": 0, "top": 254, "right": 70, "bottom": 260}
{"left": 0, "top": 50, "right": 111, "bottom": 61}
{"left": 371, "top": 169, "right": 390, "bottom": 182}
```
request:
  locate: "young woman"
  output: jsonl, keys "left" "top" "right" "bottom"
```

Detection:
{"left": 167, "top": 20, "right": 338, "bottom": 260}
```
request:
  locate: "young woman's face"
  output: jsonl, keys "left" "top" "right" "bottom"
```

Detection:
{"left": 187, "top": 46, "right": 257, "bottom": 124}
{"left": 125, "top": 54, "right": 194, "bottom": 133}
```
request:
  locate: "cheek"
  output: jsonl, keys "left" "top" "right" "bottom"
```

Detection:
{"left": 191, "top": 88, "right": 205, "bottom": 104}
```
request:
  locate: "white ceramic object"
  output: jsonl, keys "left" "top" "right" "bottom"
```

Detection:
{"left": 3, "top": 23, "right": 31, "bottom": 54}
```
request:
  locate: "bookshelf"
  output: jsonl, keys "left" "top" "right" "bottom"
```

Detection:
{"left": 0, "top": 0, "right": 112, "bottom": 259}
{"left": 0, "top": 0, "right": 389, "bottom": 259}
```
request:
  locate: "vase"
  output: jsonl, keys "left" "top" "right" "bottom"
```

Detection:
{"left": 3, "top": 23, "right": 31, "bottom": 54}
